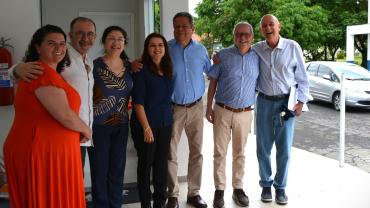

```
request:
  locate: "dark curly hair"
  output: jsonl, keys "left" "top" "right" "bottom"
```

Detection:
{"left": 142, "top": 33, "right": 172, "bottom": 79}
{"left": 101, "top": 25, "right": 130, "bottom": 63}
{"left": 24, "top": 24, "right": 71, "bottom": 73}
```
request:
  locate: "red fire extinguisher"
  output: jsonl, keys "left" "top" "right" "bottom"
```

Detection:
{"left": 0, "top": 37, "right": 14, "bottom": 106}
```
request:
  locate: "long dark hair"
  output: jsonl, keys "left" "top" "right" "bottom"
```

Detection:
{"left": 142, "top": 33, "right": 173, "bottom": 79}
{"left": 24, "top": 24, "right": 71, "bottom": 73}
{"left": 101, "top": 26, "right": 129, "bottom": 62}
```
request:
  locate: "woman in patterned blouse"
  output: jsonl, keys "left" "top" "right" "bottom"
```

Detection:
{"left": 90, "top": 25, "right": 133, "bottom": 207}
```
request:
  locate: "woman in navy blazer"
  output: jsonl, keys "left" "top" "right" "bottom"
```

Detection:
{"left": 131, "top": 33, "right": 173, "bottom": 208}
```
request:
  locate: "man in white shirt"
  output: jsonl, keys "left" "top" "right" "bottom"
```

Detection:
{"left": 10, "top": 17, "right": 96, "bottom": 170}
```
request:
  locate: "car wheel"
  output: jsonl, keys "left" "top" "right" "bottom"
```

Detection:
{"left": 333, "top": 92, "right": 341, "bottom": 111}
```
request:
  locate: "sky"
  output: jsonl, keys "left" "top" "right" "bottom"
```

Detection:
{"left": 189, "top": 0, "right": 202, "bottom": 17}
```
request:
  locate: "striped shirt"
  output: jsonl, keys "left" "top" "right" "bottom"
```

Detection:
{"left": 208, "top": 45, "right": 259, "bottom": 108}
{"left": 253, "top": 37, "right": 310, "bottom": 103}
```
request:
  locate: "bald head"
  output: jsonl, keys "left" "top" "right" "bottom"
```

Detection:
{"left": 259, "top": 14, "right": 281, "bottom": 48}
{"left": 260, "top": 14, "right": 279, "bottom": 27}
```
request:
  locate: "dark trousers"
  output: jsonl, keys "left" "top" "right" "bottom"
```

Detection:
{"left": 89, "top": 123, "right": 129, "bottom": 208}
{"left": 131, "top": 121, "right": 172, "bottom": 208}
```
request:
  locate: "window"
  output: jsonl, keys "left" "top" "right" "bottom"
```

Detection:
{"left": 307, "top": 63, "right": 319, "bottom": 76}
{"left": 317, "top": 65, "right": 332, "bottom": 78}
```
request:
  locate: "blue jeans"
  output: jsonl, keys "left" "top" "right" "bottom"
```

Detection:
{"left": 256, "top": 94, "right": 295, "bottom": 189}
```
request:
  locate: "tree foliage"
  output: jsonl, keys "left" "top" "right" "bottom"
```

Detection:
{"left": 195, "top": 0, "right": 368, "bottom": 66}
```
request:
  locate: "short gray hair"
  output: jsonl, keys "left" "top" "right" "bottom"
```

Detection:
{"left": 233, "top": 22, "right": 254, "bottom": 36}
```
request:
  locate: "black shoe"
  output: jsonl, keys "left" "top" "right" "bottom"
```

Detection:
{"left": 166, "top": 197, "right": 179, "bottom": 208}
{"left": 275, "top": 189, "right": 288, "bottom": 205}
{"left": 261, "top": 187, "right": 272, "bottom": 202}
{"left": 213, "top": 190, "right": 224, "bottom": 208}
{"left": 153, "top": 202, "right": 165, "bottom": 208}
{"left": 187, "top": 195, "right": 208, "bottom": 208}
{"left": 232, "top": 189, "right": 249, "bottom": 207}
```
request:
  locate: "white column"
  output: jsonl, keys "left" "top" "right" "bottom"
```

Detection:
{"left": 160, "top": 0, "right": 189, "bottom": 40}
{"left": 159, "top": 0, "right": 191, "bottom": 178}
{"left": 346, "top": 27, "right": 354, "bottom": 63}
{"left": 368, "top": 0, "right": 370, "bottom": 70}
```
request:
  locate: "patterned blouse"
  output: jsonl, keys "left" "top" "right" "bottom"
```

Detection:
{"left": 92, "top": 57, "right": 133, "bottom": 125}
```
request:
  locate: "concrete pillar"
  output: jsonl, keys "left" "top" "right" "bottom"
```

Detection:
{"left": 368, "top": 0, "right": 370, "bottom": 70}
{"left": 159, "top": 0, "right": 193, "bottom": 178}
{"left": 160, "top": 0, "right": 189, "bottom": 40}
{"left": 346, "top": 27, "right": 354, "bottom": 63}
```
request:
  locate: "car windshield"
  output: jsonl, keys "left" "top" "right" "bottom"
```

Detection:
{"left": 335, "top": 65, "right": 370, "bottom": 81}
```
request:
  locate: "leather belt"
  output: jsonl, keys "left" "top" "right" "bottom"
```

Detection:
{"left": 172, "top": 97, "right": 202, "bottom": 108}
{"left": 216, "top": 102, "right": 253, "bottom": 113}
{"left": 259, "top": 92, "right": 289, "bottom": 101}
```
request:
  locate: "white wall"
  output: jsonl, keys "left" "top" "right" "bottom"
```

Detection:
{"left": 0, "top": 0, "right": 41, "bottom": 155}
{"left": 160, "top": 0, "right": 189, "bottom": 41}
{"left": 1, "top": 0, "right": 41, "bottom": 64}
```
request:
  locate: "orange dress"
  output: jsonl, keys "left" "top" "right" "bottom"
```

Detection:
{"left": 3, "top": 63, "right": 86, "bottom": 208}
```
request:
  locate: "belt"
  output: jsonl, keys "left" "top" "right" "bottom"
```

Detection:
{"left": 216, "top": 102, "right": 253, "bottom": 113}
{"left": 172, "top": 97, "right": 202, "bottom": 108}
{"left": 259, "top": 92, "right": 289, "bottom": 101}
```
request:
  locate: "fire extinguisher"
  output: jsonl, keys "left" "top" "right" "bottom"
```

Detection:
{"left": 0, "top": 37, "right": 14, "bottom": 106}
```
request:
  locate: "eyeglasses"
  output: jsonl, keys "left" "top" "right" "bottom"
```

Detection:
{"left": 106, "top": 37, "right": 125, "bottom": 43}
{"left": 74, "top": 31, "right": 96, "bottom": 39}
{"left": 235, "top": 32, "right": 252, "bottom": 38}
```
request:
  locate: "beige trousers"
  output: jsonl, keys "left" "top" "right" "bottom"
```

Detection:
{"left": 213, "top": 104, "right": 252, "bottom": 190}
{"left": 167, "top": 101, "right": 204, "bottom": 197}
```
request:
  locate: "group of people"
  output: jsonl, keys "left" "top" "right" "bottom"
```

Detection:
{"left": 3, "top": 10, "right": 309, "bottom": 208}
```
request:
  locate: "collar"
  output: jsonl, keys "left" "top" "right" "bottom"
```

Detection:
{"left": 262, "top": 36, "right": 285, "bottom": 50}
{"left": 232, "top": 45, "right": 252, "bottom": 55}
{"left": 67, "top": 43, "right": 90, "bottom": 64}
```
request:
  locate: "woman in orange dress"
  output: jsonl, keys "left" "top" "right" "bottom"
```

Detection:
{"left": 3, "top": 24, "right": 92, "bottom": 208}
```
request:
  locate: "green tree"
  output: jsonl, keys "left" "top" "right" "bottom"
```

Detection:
{"left": 195, "top": 0, "right": 328, "bottom": 61}
{"left": 154, "top": 0, "right": 160, "bottom": 33}
{"left": 309, "top": 0, "right": 368, "bottom": 66}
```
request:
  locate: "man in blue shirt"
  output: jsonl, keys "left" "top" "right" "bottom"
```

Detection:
{"left": 206, "top": 22, "right": 259, "bottom": 208}
{"left": 166, "top": 12, "right": 211, "bottom": 208}
{"left": 253, "top": 14, "right": 309, "bottom": 205}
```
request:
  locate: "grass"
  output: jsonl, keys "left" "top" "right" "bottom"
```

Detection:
{"left": 336, "top": 55, "right": 362, "bottom": 65}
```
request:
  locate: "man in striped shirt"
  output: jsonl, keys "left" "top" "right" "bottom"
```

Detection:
{"left": 253, "top": 14, "right": 309, "bottom": 205}
{"left": 206, "top": 22, "right": 259, "bottom": 208}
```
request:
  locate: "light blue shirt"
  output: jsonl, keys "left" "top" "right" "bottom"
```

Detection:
{"left": 208, "top": 46, "right": 259, "bottom": 108}
{"left": 253, "top": 37, "right": 310, "bottom": 103}
{"left": 168, "top": 39, "right": 211, "bottom": 104}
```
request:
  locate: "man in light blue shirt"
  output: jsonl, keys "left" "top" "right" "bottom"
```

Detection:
{"left": 206, "top": 22, "right": 259, "bottom": 208}
{"left": 253, "top": 14, "right": 309, "bottom": 205}
{"left": 166, "top": 12, "right": 211, "bottom": 208}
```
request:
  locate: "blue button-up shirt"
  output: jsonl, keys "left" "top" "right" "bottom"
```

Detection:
{"left": 253, "top": 37, "right": 310, "bottom": 103}
{"left": 168, "top": 39, "right": 211, "bottom": 104}
{"left": 208, "top": 46, "right": 259, "bottom": 108}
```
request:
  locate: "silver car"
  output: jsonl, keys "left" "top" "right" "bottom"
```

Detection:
{"left": 306, "top": 61, "right": 370, "bottom": 110}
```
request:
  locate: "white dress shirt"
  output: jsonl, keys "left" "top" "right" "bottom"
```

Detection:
{"left": 62, "top": 44, "right": 94, "bottom": 146}
{"left": 253, "top": 37, "right": 310, "bottom": 103}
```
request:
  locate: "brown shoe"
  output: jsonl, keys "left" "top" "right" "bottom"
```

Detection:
{"left": 187, "top": 195, "right": 208, "bottom": 208}
{"left": 166, "top": 197, "right": 179, "bottom": 208}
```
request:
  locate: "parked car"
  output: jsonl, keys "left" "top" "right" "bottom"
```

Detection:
{"left": 306, "top": 61, "right": 370, "bottom": 110}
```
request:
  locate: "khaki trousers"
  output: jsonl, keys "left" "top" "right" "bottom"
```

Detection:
{"left": 167, "top": 101, "right": 204, "bottom": 197}
{"left": 213, "top": 104, "right": 252, "bottom": 190}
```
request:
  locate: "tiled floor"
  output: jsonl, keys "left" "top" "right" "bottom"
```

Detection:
{"left": 125, "top": 119, "right": 370, "bottom": 208}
